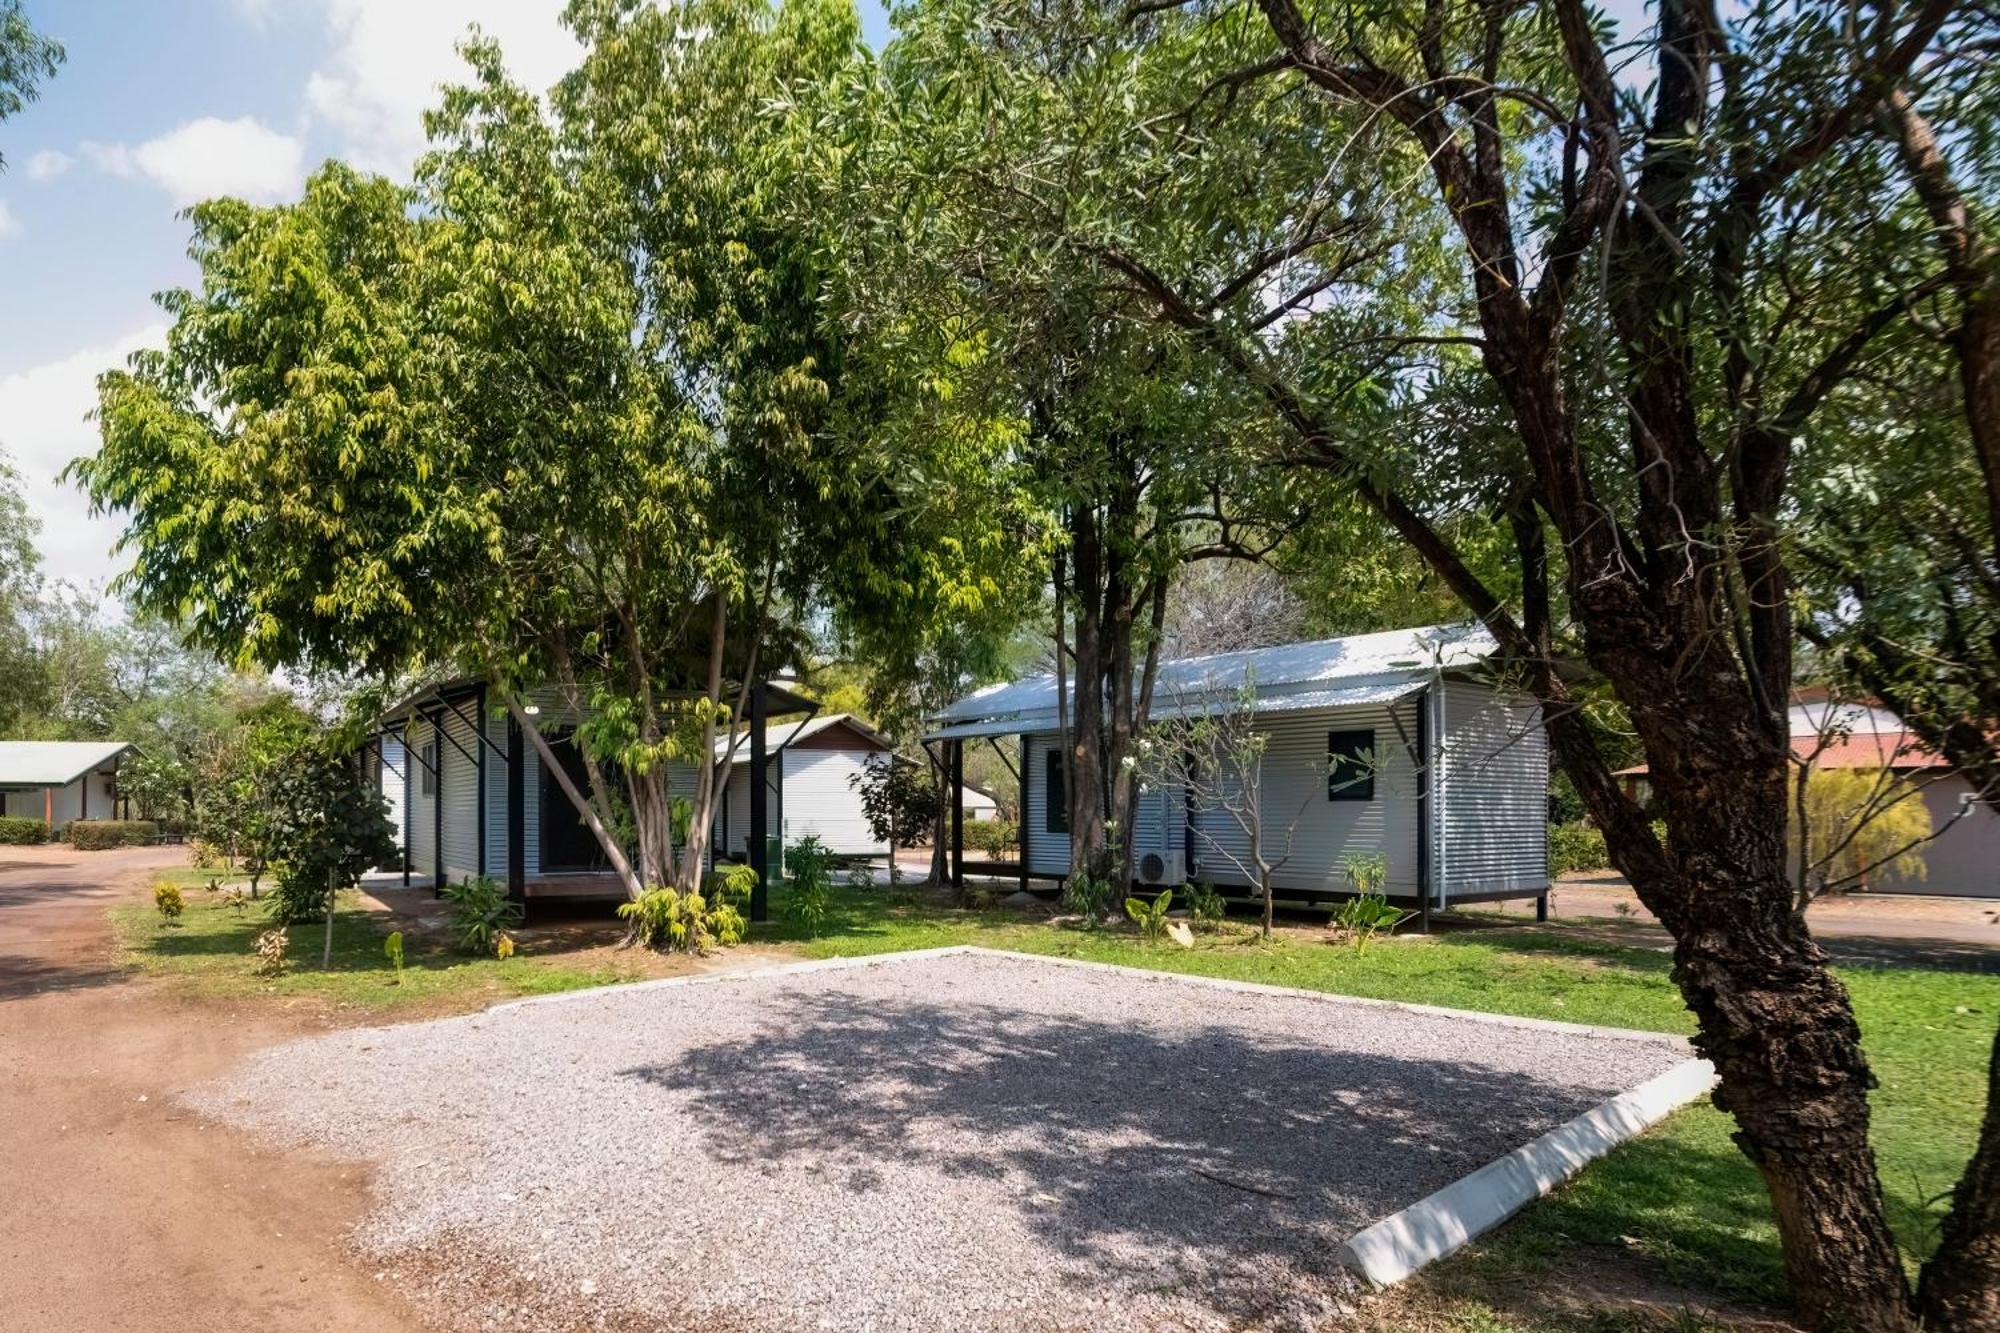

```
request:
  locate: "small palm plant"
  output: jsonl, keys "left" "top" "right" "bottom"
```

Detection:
{"left": 1124, "top": 888, "right": 1174, "bottom": 942}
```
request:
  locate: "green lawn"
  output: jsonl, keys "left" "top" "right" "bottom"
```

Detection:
{"left": 114, "top": 870, "right": 1995, "bottom": 1325}
{"left": 113, "top": 869, "right": 635, "bottom": 1009}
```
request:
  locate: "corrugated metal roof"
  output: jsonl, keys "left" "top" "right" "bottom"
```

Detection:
{"left": 929, "top": 623, "right": 1493, "bottom": 740}
{"left": 0, "top": 741, "right": 135, "bottom": 787}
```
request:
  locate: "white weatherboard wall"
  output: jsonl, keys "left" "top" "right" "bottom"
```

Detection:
{"left": 1185, "top": 698, "right": 1425, "bottom": 897}
{"left": 781, "top": 748, "right": 888, "bottom": 855}
{"left": 1438, "top": 682, "right": 1549, "bottom": 899}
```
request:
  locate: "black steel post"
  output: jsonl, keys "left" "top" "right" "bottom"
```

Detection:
{"left": 950, "top": 739, "right": 965, "bottom": 893}
{"left": 507, "top": 713, "right": 526, "bottom": 904}
{"left": 1017, "top": 735, "right": 1029, "bottom": 893}
{"left": 749, "top": 681, "right": 769, "bottom": 923}
{"left": 401, "top": 721, "right": 412, "bottom": 887}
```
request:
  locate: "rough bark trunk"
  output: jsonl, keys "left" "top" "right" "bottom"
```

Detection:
{"left": 1920, "top": 1032, "right": 2000, "bottom": 1329}
{"left": 1067, "top": 505, "right": 1110, "bottom": 882}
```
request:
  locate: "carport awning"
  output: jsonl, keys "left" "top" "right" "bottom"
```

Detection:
{"left": 923, "top": 678, "right": 1425, "bottom": 742}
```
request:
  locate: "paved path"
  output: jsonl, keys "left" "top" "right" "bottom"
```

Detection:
{"left": 0, "top": 845, "right": 422, "bottom": 1332}
{"left": 1488, "top": 872, "right": 2000, "bottom": 971}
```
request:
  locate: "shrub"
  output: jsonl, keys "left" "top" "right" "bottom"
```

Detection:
{"left": 617, "top": 885, "right": 742, "bottom": 953}
{"left": 1061, "top": 872, "right": 1116, "bottom": 924}
{"left": 441, "top": 875, "right": 523, "bottom": 957}
{"left": 70, "top": 820, "right": 159, "bottom": 851}
{"left": 969, "top": 818, "right": 1019, "bottom": 859}
{"left": 0, "top": 815, "right": 47, "bottom": 845}
{"left": 253, "top": 928, "right": 289, "bottom": 976}
{"left": 1183, "top": 881, "right": 1226, "bottom": 925}
{"left": 222, "top": 887, "right": 250, "bottom": 916}
{"left": 1549, "top": 822, "right": 1610, "bottom": 876}
{"left": 1341, "top": 851, "right": 1388, "bottom": 897}
{"left": 1124, "top": 888, "right": 1173, "bottom": 941}
{"left": 704, "top": 861, "right": 757, "bottom": 911}
{"left": 1332, "top": 892, "right": 1411, "bottom": 951}
{"left": 384, "top": 930, "right": 405, "bottom": 981}
{"left": 785, "top": 835, "right": 834, "bottom": 938}
{"left": 189, "top": 837, "right": 224, "bottom": 869}
{"left": 153, "top": 880, "right": 185, "bottom": 925}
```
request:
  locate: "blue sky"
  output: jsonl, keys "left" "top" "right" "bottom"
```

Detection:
{"left": 0, "top": 0, "right": 892, "bottom": 592}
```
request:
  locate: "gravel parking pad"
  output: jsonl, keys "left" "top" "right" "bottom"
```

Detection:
{"left": 193, "top": 948, "right": 1691, "bottom": 1332}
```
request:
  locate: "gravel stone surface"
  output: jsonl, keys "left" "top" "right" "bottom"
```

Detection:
{"left": 192, "top": 949, "right": 1689, "bottom": 1332}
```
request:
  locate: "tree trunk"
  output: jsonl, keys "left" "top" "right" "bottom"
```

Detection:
{"left": 1068, "top": 506, "right": 1110, "bottom": 882}
{"left": 1593, "top": 662, "right": 1915, "bottom": 1331}
{"left": 1920, "top": 1031, "right": 2000, "bottom": 1329}
{"left": 321, "top": 869, "right": 335, "bottom": 969}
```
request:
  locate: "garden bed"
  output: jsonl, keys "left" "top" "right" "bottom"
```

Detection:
{"left": 195, "top": 948, "right": 1694, "bottom": 1332}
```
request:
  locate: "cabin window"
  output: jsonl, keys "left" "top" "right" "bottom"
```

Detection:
{"left": 1327, "top": 730, "right": 1376, "bottom": 801}
{"left": 420, "top": 739, "right": 438, "bottom": 797}
{"left": 1044, "top": 749, "right": 1069, "bottom": 833}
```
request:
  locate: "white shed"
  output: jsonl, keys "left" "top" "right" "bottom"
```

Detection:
{"left": 712, "top": 714, "right": 894, "bottom": 859}
{"left": 926, "top": 623, "right": 1550, "bottom": 916}
{"left": 0, "top": 740, "right": 136, "bottom": 829}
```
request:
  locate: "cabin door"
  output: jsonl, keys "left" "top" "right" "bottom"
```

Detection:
{"left": 540, "top": 736, "right": 611, "bottom": 872}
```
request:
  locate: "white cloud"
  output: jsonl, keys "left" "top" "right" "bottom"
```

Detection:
{"left": 85, "top": 117, "right": 304, "bottom": 207}
{"left": 25, "top": 149, "right": 72, "bottom": 181}
{"left": 0, "top": 325, "right": 169, "bottom": 592}
{"left": 0, "top": 202, "right": 17, "bottom": 240}
{"left": 293, "top": 0, "right": 579, "bottom": 177}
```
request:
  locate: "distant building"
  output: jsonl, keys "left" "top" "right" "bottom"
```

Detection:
{"left": 0, "top": 741, "right": 136, "bottom": 828}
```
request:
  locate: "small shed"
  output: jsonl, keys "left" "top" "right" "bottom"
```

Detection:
{"left": 712, "top": 713, "right": 894, "bottom": 859}
{"left": 0, "top": 741, "right": 136, "bottom": 828}
{"left": 926, "top": 623, "right": 1550, "bottom": 918}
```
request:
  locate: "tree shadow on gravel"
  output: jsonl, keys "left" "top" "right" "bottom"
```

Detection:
{"left": 620, "top": 991, "right": 1663, "bottom": 1326}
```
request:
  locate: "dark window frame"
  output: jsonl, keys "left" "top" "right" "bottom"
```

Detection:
{"left": 1327, "top": 729, "right": 1376, "bottom": 801}
{"left": 1044, "top": 748, "right": 1069, "bottom": 833}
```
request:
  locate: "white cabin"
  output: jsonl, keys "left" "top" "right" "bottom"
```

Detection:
{"left": 371, "top": 682, "right": 886, "bottom": 904}
{"left": 927, "top": 624, "right": 1550, "bottom": 911}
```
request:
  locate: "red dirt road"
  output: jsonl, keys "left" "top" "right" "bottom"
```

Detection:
{"left": 0, "top": 845, "right": 423, "bottom": 1332}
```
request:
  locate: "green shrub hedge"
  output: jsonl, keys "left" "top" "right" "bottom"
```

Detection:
{"left": 1548, "top": 821, "right": 1610, "bottom": 875}
{"left": 0, "top": 815, "right": 47, "bottom": 845}
{"left": 69, "top": 819, "right": 159, "bottom": 851}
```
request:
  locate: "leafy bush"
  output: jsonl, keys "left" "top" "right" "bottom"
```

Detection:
{"left": 441, "top": 875, "right": 523, "bottom": 956}
{"left": 0, "top": 815, "right": 47, "bottom": 845}
{"left": 222, "top": 886, "right": 250, "bottom": 915}
{"left": 263, "top": 741, "right": 398, "bottom": 927}
{"left": 785, "top": 834, "right": 834, "bottom": 938}
{"left": 1332, "top": 891, "right": 1412, "bottom": 951}
{"left": 70, "top": 820, "right": 158, "bottom": 851}
{"left": 384, "top": 930, "right": 405, "bottom": 981}
{"left": 153, "top": 880, "right": 185, "bottom": 925}
{"left": 1124, "top": 888, "right": 1173, "bottom": 941}
{"left": 189, "top": 837, "right": 224, "bottom": 869}
{"left": 1061, "top": 872, "right": 1116, "bottom": 923}
{"left": 969, "top": 818, "right": 1019, "bottom": 859}
{"left": 1549, "top": 822, "right": 1610, "bottom": 875}
{"left": 704, "top": 861, "right": 757, "bottom": 911}
{"left": 617, "top": 885, "right": 742, "bottom": 953}
{"left": 1183, "top": 880, "right": 1226, "bottom": 925}
{"left": 1341, "top": 851, "right": 1388, "bottom": 897}
{"left": 253, "top": 928, "right": 289, "bottom": 976}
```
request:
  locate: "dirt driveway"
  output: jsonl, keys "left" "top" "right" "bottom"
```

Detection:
{"left": 0, "top": 844, "right": 423, "bottom": 1332}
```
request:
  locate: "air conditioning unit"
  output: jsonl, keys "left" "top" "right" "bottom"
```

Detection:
{"left": 1134, "top": 849, "right": 1186, "bottom": 886}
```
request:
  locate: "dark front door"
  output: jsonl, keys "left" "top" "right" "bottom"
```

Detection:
{"left": 540, "top": 736, "right": 610, "bottom": 871}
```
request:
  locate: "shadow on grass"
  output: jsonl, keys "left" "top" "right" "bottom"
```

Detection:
{"left": 620, "top": 987, "right": 1653, "bottom": 1326}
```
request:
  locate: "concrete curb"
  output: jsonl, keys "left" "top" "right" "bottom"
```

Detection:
{"left": 1336, "top": 1055, "right": 1719, "bottom": 1287}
